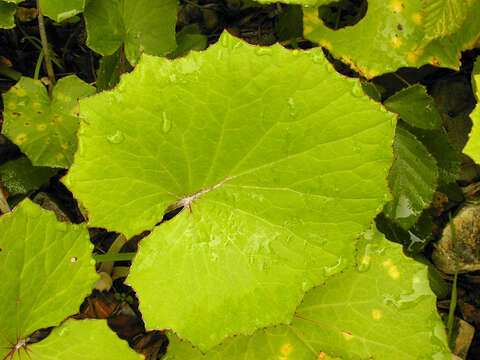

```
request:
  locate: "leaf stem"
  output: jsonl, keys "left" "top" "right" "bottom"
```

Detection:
{"left": 446, "top": 212, "right": 459, "bottom": 349}
{"left": 36, "top": 1, "right": 55, "bottom": 94}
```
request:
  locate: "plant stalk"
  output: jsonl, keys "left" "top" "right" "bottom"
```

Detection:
{"left": 447, "top": 212, "right": 459, "bottom": 349}
{"left": 36, "top": 1, "right": 55, "bottom": 94}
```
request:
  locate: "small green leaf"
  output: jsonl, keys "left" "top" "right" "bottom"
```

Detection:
{"left": 96, "top": 48, "right": 132, "bottom": 92}
{"left": 384, "top": 84, "right": 443, "bottom": 129}
{"left": 304, "top": 0, "right": 480, "bottom": 77}
{"left": 65, "top": 32, "right": 395, "bottom": 350}
{"left": 1, "top": 76, "right": 95, "bottom": 168}
{"left": 84, "top": 0, "right": 178, "bottom": 64}
{"left": 166, "top": 25, "right": 208, "bottom": 59}
{"left": 422, "top": 0, "right": 470, "bottom": 40}
{"left": 406, "top": 124, "right": 460, "bottom": 186}
{"left": 29, "top": 319, "right": 142, "bottom": 360}
{"left": 384, "top": 123, "right": 438, "bottom": 229}
{"left": 384, "top": 84, "right": 460, "bottom": 186}
{"left": 463, "top": 58, "right": 480, "bottom": 163}
{"left": 0, "top": 1, "right": 16, "bottom": 29}
{"left": 0, "top": 199, "right": 98, "bottom": 358}
{"left": 39, "top": 0, "right": 85, "bottom": 22}
{"left": 0, "top": 157, "right": 57, "bottom": 196}
{"left": 164, "top": 229, "right": 450, "bottom": 360}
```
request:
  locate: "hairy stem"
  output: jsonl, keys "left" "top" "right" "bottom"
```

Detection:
{"left": 36, "top": 1, "right": 55, "bottom": 94}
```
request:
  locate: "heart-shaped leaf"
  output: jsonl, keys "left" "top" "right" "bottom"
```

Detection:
{"left": 2, "top": 76, "right": 95, "bottom": 168}
{"left": 64, "top": 32, "right": 395, "bottom": 350}
{"left": 0, "top": 199, "right": 98, "bottom": 359}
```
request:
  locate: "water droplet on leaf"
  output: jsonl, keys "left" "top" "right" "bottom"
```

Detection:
{"left": 255, "top": 47, "right": 272, "bottom": 56}
{"left": 162, "top": 112, "right": 172, "bottom": 133}
{"left": 107, "top": 131, "right": 125, "bottom": 144}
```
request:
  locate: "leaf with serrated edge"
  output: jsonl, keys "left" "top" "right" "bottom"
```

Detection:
{"left": 39, "top": 0, "right": 84, "bottom": 22}
{"left": 463, "top": 58, "right": 480, "bottom": 162}
{"left": 64, "top": 32, "right": 395, "bottom": 350}
{"left": 304, "top": 0, "right": 480, "bottom": 78}
{"left": 422, "top": 0, "right": 470, "bottom": 40}
{"left": 164, "top": 229, "right": 450, "bottom": 360}
{"left": 1, "top": 76, "right": 95, "bottom": 168}
{"left": 27, "top": 319, "right": 142, "bottom": 360}
{"left": 384, "top": 84, "right": 442, "bottom": 130}
{"left": 0, "top": 199, "right": 98, "bottom": 359}
{"left": 384, "top": 123, "right": 438, "bottom": 229}
{"left": 84, "top": 0, "right": 177, "bottom": 64}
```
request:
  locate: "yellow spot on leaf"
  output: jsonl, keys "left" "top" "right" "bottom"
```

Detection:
{"left": 16, "top": 134, "right": 27, "bottom": 144}
{"left": 342, "top": 332, "right": 354, "bottom": 340}
{"left": 36, "top": 124, "right": 47, "bottom": 131}
{"left": 430, "top": 57, "right": 441, "bottom": 66}
{"left": 372, "top": 309, "right": 382, "bottom": 320}
{"left": 382, "top": 259, "right": 392, "bottom": 267}
{"left": 281, "top": 343, "right": 293, "bottom": 356}
{"left": 389, "top": 0, "right": 404, "bottom": 13}
{"left": 46, "top": 138, "right": 51, "bottom": 144}
{"left": 64, "top": 96, "right": 71, "bottom": 102}
{"left": 388, "top": 266, "right": 400, "bottom": 279}
{"left": 33, "top": 102, "right": 41, "bottom": 109}
{"left": 53, "top": 114, "right": 61, "bottom": 121}
{"left": 7, "top": 103, "right": 16, "bottom": 110}
{"left": 406, "top": 45, "right": 424, "bottom": 64}
{"left": 412, "top": 13, "right": 422, "bottom": 24}
{"left": 392, "top": 36, "right": 402, "bottom": 48}
{"left": 413, "top": 276, "right": 421, "bottom": 284}
{"left": 362, "top": 255, "right": 371, "bottom": 266}
{"left": 318, "top": 352, "right": 327, "bottom": 359}
{"left": 61, "top": 144, "right": 68, "bottom": 150}
{"left": 56, "top": 153, "right": 64, "bottom": 160}
{"left": 56, "top": 93, "right": 64, "bottom": 100}
{"left": 11, "top": 85, "right": 26, "bottom": 97}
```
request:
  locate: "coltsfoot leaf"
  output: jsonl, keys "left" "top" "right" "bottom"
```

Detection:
{"left": 83, "top": 0, "right": 178, "bottom": 64}
{"left": 304, "top": 0, "right": 480, "bottom": 78}
{"left": 28, "top": 319, "right": 142, "bottom": 360}
{"left": 1, "top": 76, "right": 95, "bottom": 168}
{"left": 64, "top": 32, "right": 395, "bottom": 350}
{"left": 164, "top": 229, "right": 450, "bottom": 360}
{"left": 0, "top": 199, "right": 98, "bottom": 358}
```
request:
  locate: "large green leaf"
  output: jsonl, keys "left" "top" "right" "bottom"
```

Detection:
{"left": 0, "top": 199, "right": 98, "bottom": 359}
{"left": 28, "top": 319, "right": 142, "bottom": 360}
{"left": 39, "top": 0, "right": 84, "bottom": 22}
{"left": 0, "top": 1, "right": 16, "bottom": 29}
{"left": 463, "top": 58, "right": 480, "bottom": 162}
{"left": 384, "top": 123, "right": 438, "bottom": 229}
{"left": 64, "top": 32, "right": 395, "bottom": 350}
{"left": 164, "top": 229, "right": 450, "bottom": 360}
{"left": 84, "top": 0, "right": 178, "bottom": 64}
{"left": 304, "top": 0, "right": 480, "bottom": 78}
{"left": 1, "top": 76, "right": 95, "bottom": 168}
